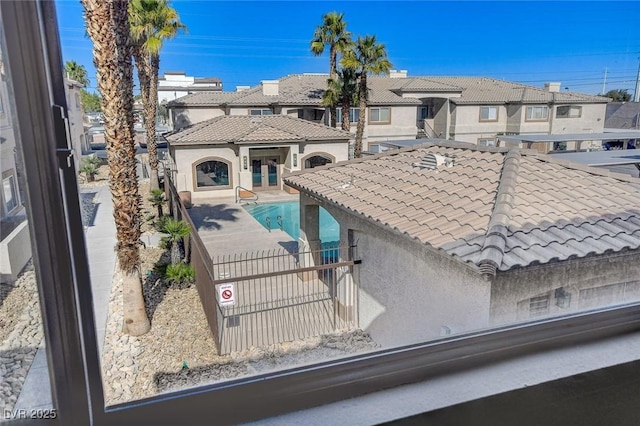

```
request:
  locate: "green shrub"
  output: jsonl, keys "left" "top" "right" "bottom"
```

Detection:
{"left": 148, "top": 189, "right": 166, "bottom": 217}
{"left": 154, "top": 214, "right": 171, "bottom": 232}
{"left": 164, "top": 262, "right": 195, "bottom": 284}
{"left": 80, "top": 155, "right": 101, "bottom": 182}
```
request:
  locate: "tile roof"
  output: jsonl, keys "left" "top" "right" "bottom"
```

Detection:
{"left": 167, "top": 74, "right": 609, "bottom": 108}
{"left": 164, "top": 115, "right": 351, "bottom": 145}
{"left": 283, "top": 142, "right": 640, "bottom": 275}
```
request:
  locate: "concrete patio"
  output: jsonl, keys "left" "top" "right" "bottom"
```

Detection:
{"left": 186, "top": 191, "right": 300, "bottom": 259}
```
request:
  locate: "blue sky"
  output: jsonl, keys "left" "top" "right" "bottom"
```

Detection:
{"left": 56, "top": 1, "right": 640, "bottom": 96}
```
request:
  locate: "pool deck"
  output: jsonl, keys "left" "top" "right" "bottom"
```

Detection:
{"left": 187, "top": 190, "right": 301, "bottom": 259}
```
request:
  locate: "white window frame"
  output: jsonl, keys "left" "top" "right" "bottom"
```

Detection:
{"left": 336, "top": 107, "right": 360, "bottom": 123}
{"left": 556, "top": 105, "right": 582, "bottom": 118}
{"left": 5, "top": 2, "right": 640, "bottom": 425}
{"left": 2, "top": 173, "right": 18, "bottom": 213}
{"left": 249, "top": 108, "right": 273, "bottom": 116}
{"left": 369, "top": 107, "right": 391, "bottom": 124}
{"left": 526, "top": 105, "right": 549, "bottom": 121}
{"left": 478, "top": 138, "right": 497, "bottom": 147}
{"left": 479, "top": 106, "right": 498, "bottom": 122}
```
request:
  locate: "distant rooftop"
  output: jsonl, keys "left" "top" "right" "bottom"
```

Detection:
{"left": 167, "top": 73, "right": 609, "bottom": 109}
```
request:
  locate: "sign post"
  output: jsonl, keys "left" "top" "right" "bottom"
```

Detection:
{"left": 217, "top": 283, "right": 235, "bottom": 307}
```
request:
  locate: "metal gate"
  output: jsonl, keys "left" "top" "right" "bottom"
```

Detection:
{"left": 211, "top": 244, "right": 359, "bottom": 354}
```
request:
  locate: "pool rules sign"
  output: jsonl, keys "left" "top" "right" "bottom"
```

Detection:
{"left": 217, "top": 283, "right": 236, "bottom": 307}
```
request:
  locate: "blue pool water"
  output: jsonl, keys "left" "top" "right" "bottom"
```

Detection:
{"left": 243, "top": 201, "right": 340, "bottom": 243}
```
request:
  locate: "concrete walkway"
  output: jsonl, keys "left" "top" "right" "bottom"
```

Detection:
{"left": 14, "top": 183, "right": 117, "bottom": 411}
{"left": 13, "top": 186, "right": 301, "bottom": 408}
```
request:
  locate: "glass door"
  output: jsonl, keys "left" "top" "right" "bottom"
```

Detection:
{"left": 250, "top": 156, "right": 280, "bottom": 190}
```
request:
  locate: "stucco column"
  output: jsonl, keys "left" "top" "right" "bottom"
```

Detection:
{"left": 444, "top": 99, "right": 451, "bottom": 139}
{"left": 298, "top": 194, "right": 321, "bottom": 282}
{"left": 238, "top": 146, "right": 252, "bottom": 189}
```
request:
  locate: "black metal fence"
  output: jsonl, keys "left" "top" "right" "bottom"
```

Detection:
{"left": 212, "top": 244, "right": 358, "bottom": 354}
{"left": 164, "top": 166, "right": 359, "bottom": 355}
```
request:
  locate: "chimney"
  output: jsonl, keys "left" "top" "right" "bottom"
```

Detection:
{"left": 544, "top": 82, "right": 561, "bottom": 93}
{"left": 236, "top": 85, "right": 250, "bottom": 92}
{"left": 261, "top": 80, "right": 279, "bottom": 96}
{"left": 389, "top": 70, "right": 408, "bottom": 79}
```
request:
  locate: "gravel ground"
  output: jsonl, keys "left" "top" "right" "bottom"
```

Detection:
{"left": 0, "top": 264, "right": 43, "bottom": 414}
{"left": 1, "top": 173, "right": 379, "bottom": 410}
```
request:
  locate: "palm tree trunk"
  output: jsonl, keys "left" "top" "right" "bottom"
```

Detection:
{"left": 354, "top": 74, "right": 368, "bottom": 158}
{"left": 171, "top": 241, "right": 181, "bottom": 265}
{"left": 133, "top": 43, "right": 154, "bottom": 191}
{"left": 341, "top": 95, "right": 351, "bottom": 132}
{"left": 147, "top": 55, "right": 160, "bottom": 191}
{"left": 329, "top": 46, "right": 337, "bottom": 128}
{"left": 82, "top": 0, "right": 150, "bottom": 336}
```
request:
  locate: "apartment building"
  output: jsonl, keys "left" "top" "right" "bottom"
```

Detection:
{"left": 166, "top": 71, "right": 609, "bottom": 153}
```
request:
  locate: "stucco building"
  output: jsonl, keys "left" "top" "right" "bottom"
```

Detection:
{"left": 158, "top": 71, "right": 223, "bottom": 106}
{"left": 283, "top": 142, "right": 640, "bottom": 347}
{"left": 166, "top": 72, "right": 610, "bottom": 153}
{"left": 164, "top": 115, "right": 351, "bottom": 201}
{"left": 0, "top": 58, "right": 29, "bottom": 282}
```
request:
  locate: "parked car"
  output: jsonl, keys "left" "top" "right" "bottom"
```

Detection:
{"left": 603, "top": 140, "right": 636, "bottom": 150}
{"left": 139, "top": 134, "right": 168, "bottom": 149}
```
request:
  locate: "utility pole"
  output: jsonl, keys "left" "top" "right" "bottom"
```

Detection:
{"left": 634, "top": 58, "right": 640, "bottom": 102}
{"left": 602, "top": 67, "right": 608, "bottom": 95}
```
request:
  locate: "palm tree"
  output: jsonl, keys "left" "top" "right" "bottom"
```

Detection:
{"left": 335, "top": 67, "right": 358, "bottom": 132}
{"left": 341, "top": 35, "right": 392, "bottom": 158}
{"left": 81, "top": 0, "right": 150, "bottom": 336}
{"left": 129, "top": 0, "right": 186, "bottom": 192}
{"left": 161, "top": 218, "right": 190, "bottom": 265}
{"left": 148, "top": 188, "right": 165, "bottom": 218}
{"left": 64, "top": 60, "right": 90, "bottom": 88}
{"left": 323, "top": 66, "right": 358, "bottom": 135}
{"left": 310, "top": 12, "right": 352, "bottom": 128}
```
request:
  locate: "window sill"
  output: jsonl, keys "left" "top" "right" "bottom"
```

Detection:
{"left": 249, "top": 330, "right": 640, "bottom": 425}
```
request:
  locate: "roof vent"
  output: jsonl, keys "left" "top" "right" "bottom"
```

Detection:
{"left": 413, "top": 153, "right": 455, "bottom": 170}
{"left": 250, "top": 117, "right": 261, "bottom": 124}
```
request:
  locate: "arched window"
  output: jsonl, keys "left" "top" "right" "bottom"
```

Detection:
{"left": 304, "top": 154, "right": 334, "bottom": 169}
{"left": 194, "top": 158, "right": 231, "bottom": 189}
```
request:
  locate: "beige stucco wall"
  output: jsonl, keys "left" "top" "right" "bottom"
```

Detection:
{"left": 305, "top": 199, "right": 492, "bottom": 348}
{"left": 490, "top": 251, "right": 640, "bottom": 325}
{"left": 452, "top": 102, "right": 608, "bottom": 148}
{"left": 299, "top": 141, "right": 349, "bottom": 167}
{"left": 172, "top": 140, "right": 349, "bottom": 201}
{"left": 0, "top": 219, "right": 31, "bottom": 281}
{"left": 172, "top": 107, "right": 225, "bottom": 130}
{"left": 362, "top": 106, "right": 417, "bottom": 148}
{"left": 448, "top": 104, "right": 508, "bottom": 145}
{"left": 322, "top": 105, "right": 422, "bottom": 150}
{"left": 171, "top": 144, "right": 240, "bottom": 200}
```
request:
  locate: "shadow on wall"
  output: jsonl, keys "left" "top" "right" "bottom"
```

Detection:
{"left": 173, "top": 112, "right": 192, "bottom": 130}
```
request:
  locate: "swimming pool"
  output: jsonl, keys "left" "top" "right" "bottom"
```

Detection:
{"left": 242, "top": 201, "right": 340, "bottom": 243}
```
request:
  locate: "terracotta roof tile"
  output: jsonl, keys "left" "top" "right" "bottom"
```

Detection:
{"left": 284, "top": 142, "right": 640, "bottom": 275}
{"left": 165, "top": 115, "right": 350, "bottom": 144}
{"left": 168, "top": 74, "right": 608, "bottom": 108}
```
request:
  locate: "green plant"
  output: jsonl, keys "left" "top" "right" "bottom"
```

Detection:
{"left": 161, "top": 218, "right": 190, "bottom": 264}
{"left": 155, "top": 214, "right": 171, "bottom": 232}
{"left": 148, "top": 188, "right": 165, "bottom": 218}
{"left": 164, "top": 262, "right": 194, "bottom": 284}
{"left": 80, "top": 155, "right": 101, "bottom": 182}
